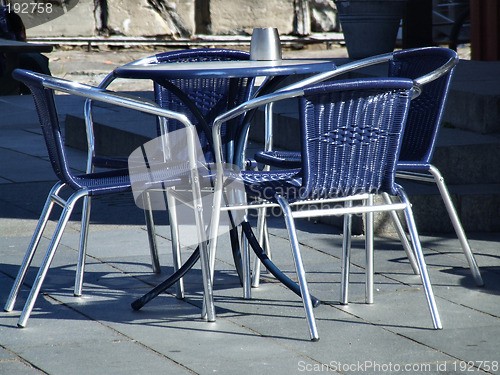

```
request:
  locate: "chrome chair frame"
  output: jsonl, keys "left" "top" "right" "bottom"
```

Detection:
{"left": 252, "top": 47, "right": 483, "bottom": 302}
{"left": 4, "top": 70, "right": 215, "bottom": 327}
{"left": 209, "top": 77, "right": 442, "bottom": 341}
{"left": 81, "top": 49, "right": 255, "bottom": 299}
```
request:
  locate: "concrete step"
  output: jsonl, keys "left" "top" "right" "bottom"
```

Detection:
{"left": 403, "top": 181, "right": 500, "bottom": 234}
{"left": 432, "top": 128, "right": 500, "bottom": 185}
{"left": 444, "top": 60, "right": 500, "bottom": 134}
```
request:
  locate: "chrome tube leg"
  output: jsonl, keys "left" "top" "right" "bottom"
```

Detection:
{"left": 241, "top": 223, "right": 251, "bottom": 299}
{"left": 276, "top": 195, "right": 319, "bottom": 341}
{"left": 18, "top": 193, "right": 82, "bottom": 328}
{"left": 74, "top": 195, "right": 91, "bottom": 297}
{"left": 340, "top": 201, "right": 353, "bottom": 305}
{"left": 203, "top": 173, "right": 226, "bottom": 322}
{"left": 207, "top": 183, "right": 224, "bottom": 284}
{"left": 199, "top": 238, "right": 215, "bottom": 322}
{"left": 397, "top": 186, "right": 442, "bottom": 329}
{"left": 166, "top": 191, "right": 184, "bottom": 299}
{"left": 192, "top": 191, "right": 215, "bottom": 322}
{"left": 251, "top": 207, "right": 267, "bottom": 288}
{"left": 253, "top": 101, "right": 273, "bottom": 289}
{"left": 4, "top": 182, "right": 64, "bottom": 312}
{"left": 382, "top": 193, "right": 419, "bottom": 275}
{"left": 207, "top": 212, "right": 220, "bottom": 285}
{"left": 142, "top": 192, "right": 161, "bottom": 274}
{"left": 429, "top": 166, "right": 484, "bottom": 286}
{"left": 365, "top": 196, "right": 374, "bottom": 304}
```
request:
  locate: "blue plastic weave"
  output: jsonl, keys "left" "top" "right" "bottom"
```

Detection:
{"left": 152, "top": 49, "right": 254, "bottom": 164}
{"left": 255, "top": 47, "right": 457, "bottom": 173}
{"left": 14, "top": 69, "right": 133, "bottom": 196}
{"left": 93, "top": 49, "right": 254, "bottom": 169}
{"left": 390, "top": 47, "right": 456, "bottom": 167}
{"left": 244, "top": 78, "right": 413, "bottom": 202}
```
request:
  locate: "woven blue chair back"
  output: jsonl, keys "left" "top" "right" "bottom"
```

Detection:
{"left": 299, "top": 78, "right": 413, "bottom": 199}
{"left": 12, "top": 70, "right": 81, "bottom": 189}
{"left": 389, "top": 47, "right": 457, "bottom": 164}
{"left": 150, "top": 49, "right": 254, "bottom": 163}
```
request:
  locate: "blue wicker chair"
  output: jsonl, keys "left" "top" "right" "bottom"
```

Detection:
{"left": 253, "top": 47, "right": 483, "bottom": 293}
{"left": 79, "top": 49, "right": 255, "bottom": 298}
{"left": 210, "top": 77, "right": 442, "bottom": 340}
{"left": 4, "top": 69, "right": 215, "bottom": 327}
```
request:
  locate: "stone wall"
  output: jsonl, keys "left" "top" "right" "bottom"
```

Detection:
{"left": 22, "top": 0, "right": 338, "bottom": 38}
{"left": 26, "top": 0, "right": 193, "bottom": 38}
{"left": 209, "top": 0, "right": 295, "bottom": 35}
{"left": 27, "top": 0, "right": 95, "bottom": 37}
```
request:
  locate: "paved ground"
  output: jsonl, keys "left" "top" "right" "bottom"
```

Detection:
{"left": 1, "top": 44, "right": 499, "bottom": 375}
{"left": 46, "top": 43, "right": 471, "bottom": 89}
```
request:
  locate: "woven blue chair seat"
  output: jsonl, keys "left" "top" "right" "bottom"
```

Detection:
{"left": 254, "top": 150, "right": 301, "bottom": 169}
{"left": 249, "top": 79, "right": 412, "bottom": 203}
{"left": 71, "top": 169, "right": 130, "bottom": 195}
{"left": 241, "top": 169, "right": 302, "bottom": 201}
{"left": 395, "top": 161, "right": 432, "bottom": 172}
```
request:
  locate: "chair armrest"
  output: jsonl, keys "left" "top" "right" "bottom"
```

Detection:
{"left": 212, "top": 88, "right": 303, "bottom": 170}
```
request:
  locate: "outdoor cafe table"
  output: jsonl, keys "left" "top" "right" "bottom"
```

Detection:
{"left": 114, "top": 58, "right": 337, "bottom": 162}
{"left": 115, "top": 58, "right": 337, "bottom": 308}
{"left": 114, "top": 58, "right": 336, "bottom": 81}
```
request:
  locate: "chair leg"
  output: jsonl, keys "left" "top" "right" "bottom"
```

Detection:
{"left": 18, "top": 191, "right": 84, "bottom": 328}
{"left": 428, "top": 165, "right": 484, "bottom": 286}
{"left": 276, "top": 195, "right": 319, "bottom": 341}
{"left": 198, "top": 241, "right": 215, "bottom": 322}
{"left": 365, "top": 195, "right": 374, "bottom": 304}
{"left": 382, "top": 193, "right": 420, "bottom": 275}
{"left": 166, "top": 192, "right": 184, "bottom": 299}
{"left": 192, "top": 192, "right": 215, "bottom": 323}
{"left": 396, "top": 186, "right": 442, "bottom": 330}
{"left": 340, "top": 201, "right": 353, "bottom": 305}
{"left": 4, "top": 182, "right": 64, "bottom": 313}
{"left": 251, "top": 207, "right": 269, "bottom": 288}
{"left": 241, "top": 222, "right": 251, "bottom": 299}
{"left": 74, "top": 195, "right": 91, "bottom": 297}
{"left": 142, "top": 192, "right": 161, "bottom": 274}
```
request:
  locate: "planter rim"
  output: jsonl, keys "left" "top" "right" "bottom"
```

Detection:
{"left": 334, "top": 0, "right": 407, "bottom": 2}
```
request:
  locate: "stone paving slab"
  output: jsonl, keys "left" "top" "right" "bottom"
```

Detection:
{"left": 1, "top": 47, "right": 500, "bottom": 374}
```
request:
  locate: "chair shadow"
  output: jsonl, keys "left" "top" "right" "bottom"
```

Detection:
{"left": 1, "top": 258, "right": 446, "bottom": 341}
{"left": 441, "top": 266, "right": 500, "bottom": 295}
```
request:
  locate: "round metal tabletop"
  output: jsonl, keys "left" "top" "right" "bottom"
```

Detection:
{"left": 114, "top": 59, "right": 337, "bottom": 80}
